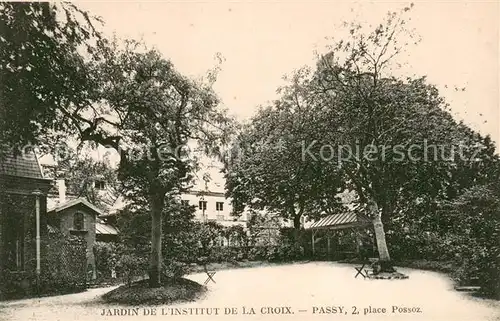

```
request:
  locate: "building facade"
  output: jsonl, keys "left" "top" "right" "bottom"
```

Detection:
{"left": 181, "top": 190, "right": 248, "bottom": 228}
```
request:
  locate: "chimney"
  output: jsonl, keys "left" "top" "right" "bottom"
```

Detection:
{"left": 57, "top": 179, "right": 66, "bottom": 204}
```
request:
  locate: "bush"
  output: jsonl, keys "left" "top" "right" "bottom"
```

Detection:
{"left": 94, "top": 242, "right": 121, "bottom": 279}
{"left": 116, "top": 254, "right": 148, "bottom": 287}
{"left": 0, "top": 272, "right": 34, "bottom": 300}
{"left": 266, "top": 242, "right": 303, "bottom": 262}
{"left": 451, "top": 240, "right": 500, "bottom": 297}
{"left": 208, "top": 246, "right": 248, "bottom": 262}
{"left": 247, "top": 246, "right": 269, "bottom": 261}
{"left": 38, "top": 233, "right": 87, "bottom": 295}
{"left": 162, "top": 260, "right": 188, "bottom": 279}
{"left": 444, "top": 185, "right": 500, "bottom": 298}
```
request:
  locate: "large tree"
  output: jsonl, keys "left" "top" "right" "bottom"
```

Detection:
{"left": 226, "top": 98, "right": 345, "bottom": 230}
{"left": 87, "top": 44, "right": 233, "bottom": 287}
{"left": 298, "top": 8, "right": 495, "bottom": 269}
{"left": 226, "top": 6, "right": 495, "bottom": 271}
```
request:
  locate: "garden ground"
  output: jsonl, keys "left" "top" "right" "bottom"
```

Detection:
{"left": 1, "top": 262, "right": 499, "bottom": 321}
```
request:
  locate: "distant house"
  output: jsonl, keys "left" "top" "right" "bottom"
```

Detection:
{"left": 0, "top": 151, "right": 52, "bottom": 293}
{"left": 181, "top": 190, "right": 248, "bottom": 228}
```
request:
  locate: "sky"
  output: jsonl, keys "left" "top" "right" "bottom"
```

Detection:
{"left": 72, "top": 0, "right": 499, "bottom": 190}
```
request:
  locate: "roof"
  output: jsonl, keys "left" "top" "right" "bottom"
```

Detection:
{"left": 189, "top": 190, "right": 225, "bottom": 197}
{"left": 96, "top": 222, "right": 119, "bottom": 235}
{"left": 47, "top": 194, "right": 79, "bottom": 210}
{"left": 47, "top": 198, "right": 104, "bottom": 216}
{"left": 0, "top": 150, "right": 45, "bottom": 179}
{"left": 307, "top": 212, "right": 372, "bottom": 230}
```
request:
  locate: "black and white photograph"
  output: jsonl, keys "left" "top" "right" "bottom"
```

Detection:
{"left": 0, "top": 1, "right": 499, "bottom": 320}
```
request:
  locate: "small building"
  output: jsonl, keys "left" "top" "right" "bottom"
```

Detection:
{"left": 47, "top": 196, "right": 104, "bottom": 279}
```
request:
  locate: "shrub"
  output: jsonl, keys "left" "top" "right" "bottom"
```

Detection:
{"left": 451, "top": 240, "right": 500, "bottom": 297}
{"left": 248, "top": 246, "right": 269, "bottom": 261}
{"left": 116, "top": 254, "right": 148, "bottom": 287}
{"left": 266, "top": 241, "right": 304, "bottom": 262}
{"left": 94, "top": 242, "right": 120, "bottom": 279}
{"left": 162, "top": 260, "right": 188, "bottom": 279}
{"left": 38, "top": 233, "right": 87, "bottom": 295}
{"left": 441, "top": 185, "right": 500, "bottom": 298}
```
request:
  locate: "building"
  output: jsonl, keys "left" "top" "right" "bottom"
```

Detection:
{"left": 46, "top": 180, "right": 119, "bottom": 278}
{"left": 47, "top": 197, "right": 103, "bottom": 279}
{"left": 181, "top": 189, "right": 248, "bottom": 228}
{"left": 95, "top": 218, "right": 119, "bottom": 243}
{"left": 0, "top": 151, "right": 52, "bottom": 296}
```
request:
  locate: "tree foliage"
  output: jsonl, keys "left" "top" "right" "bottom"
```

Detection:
{"left": 91, "top": 43, "right": 234, "bottom": 286}
{"left": 442, "top": 183, "right": 500, "bottom": 297}
{"left": 225, "top": 5, "right": 499, "bottom": 269}
{"left": 0, "top": 2, "right": 105, "bottom": 151}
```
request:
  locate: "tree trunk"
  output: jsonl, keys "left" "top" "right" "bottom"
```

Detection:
{"left": 369, "top": 200, "right": 395, "bottom": 272}
{"left": 149, "top": 194, "right": 164, "bottom": 288}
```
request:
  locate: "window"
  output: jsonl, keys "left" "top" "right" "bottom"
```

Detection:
{"left": 94, "top": 180, "right": 106, "bottom": 190}
{"left": 216, "top": 202, "right": 224, "bottom": 211}
{"left": 73, "top": 212, "right": 84, "bottom": 230}
{"left": 198, "top": 200, "right": 207, "bottom": 210}
{"left": 181, "top": 200, "right": 190, "bottom": 206}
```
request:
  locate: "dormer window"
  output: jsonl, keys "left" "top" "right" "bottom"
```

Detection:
{"left": 94, "top": 180, "right": 106, "bottom": 190}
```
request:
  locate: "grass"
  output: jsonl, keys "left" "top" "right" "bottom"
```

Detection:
{"left": 102, "top": 278, "right": 206, "bottom": 305}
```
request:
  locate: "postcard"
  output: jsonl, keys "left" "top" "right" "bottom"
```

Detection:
{"left": 0, "top": 1, "right": 498, "bottom": 321}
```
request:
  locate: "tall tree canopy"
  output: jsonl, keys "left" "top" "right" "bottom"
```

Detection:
{"left": 225, "top": 6, "right": 498, "bottom": 270}
{"left": 90, "top": 43, "right": 234, "bottom": 286}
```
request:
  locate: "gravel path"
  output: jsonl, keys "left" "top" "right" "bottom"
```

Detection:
{"left": 1, "top": 262, "right": 498, "bottom": 321}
